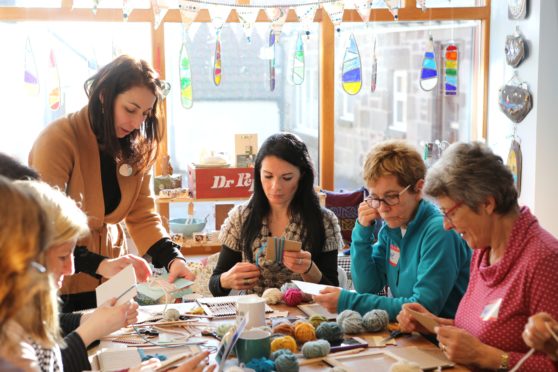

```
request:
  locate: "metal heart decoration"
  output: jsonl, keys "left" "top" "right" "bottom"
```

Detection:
{"left": 498, "top": 83, "right": 532, "bottom": 123}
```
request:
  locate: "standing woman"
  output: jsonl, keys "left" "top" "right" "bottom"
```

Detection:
{"left": 29, "top": 55, "right": 194, "bottom": 311}
{"left": 209, "top": 133, "right": 343, "bottom": 296}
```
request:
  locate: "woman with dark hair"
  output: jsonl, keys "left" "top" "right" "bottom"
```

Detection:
{"left": 29, "top": 55, "right": 194, "bottom": 312}
{"left": 209, "top": 133, "right": 343, "bottom": 296}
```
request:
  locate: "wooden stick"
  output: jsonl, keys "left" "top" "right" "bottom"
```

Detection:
{"left": 298, "top": 347, "right": 367, "bottom": 366}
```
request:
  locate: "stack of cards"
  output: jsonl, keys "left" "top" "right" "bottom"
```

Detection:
{"left": 256, "top": 237, "right": 301, "bottom": 266}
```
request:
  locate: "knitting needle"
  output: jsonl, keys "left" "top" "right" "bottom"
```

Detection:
{"left": 298, "top": 347, "right": 367, "bottom": 366}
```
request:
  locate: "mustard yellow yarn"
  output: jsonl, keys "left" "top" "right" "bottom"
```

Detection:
{"left": 294, "top": 322, "right": 316, "bottom": 343}
{"left": 270, "top": 335, "right": 298, "bottom": 353}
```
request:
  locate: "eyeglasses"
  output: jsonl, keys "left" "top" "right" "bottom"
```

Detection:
{"left": 442, "top": 202, "right": 464, "bottom": 224}
{"left": 365, "top": 184, "right": 411, "bottom": 209}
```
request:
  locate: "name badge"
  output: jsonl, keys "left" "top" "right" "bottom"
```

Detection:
{"left": 389, "top": 244, "right": 400, "bottom": 267}
{"left": 480, "top": 298, "right": 502, "bottom": 321}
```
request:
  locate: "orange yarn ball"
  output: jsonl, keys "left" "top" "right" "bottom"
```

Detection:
{"left": 270, "top": 335, "right": 298, "bottom": 353}
{"left": 272, "top": 322, "right": 294, "bottom": 336}
{"left": 294, "top": 322, "right": 316, "bottom": 343}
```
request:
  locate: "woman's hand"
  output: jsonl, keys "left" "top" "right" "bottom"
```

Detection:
{"left": 220, "top": 262, "right": 261, "bottom": 290}
{"left": 436, "top": 325, "right": 497, "bottom": 368}
{"left": 313, "top": 287, "right": 341, "bottom": 313}
{"left": 357, "top": 200, "right": 381, "bottom": 227}
{"left": 173, "top": 351, "right": 216, "bottom": 372}
{"left": 283, "top": 250, "right": 313, "bottom": 274}
{"left": 97, "top": 254, "right": 152, "bottom": 282}
{"left": 397, "top": 303, "right": 452, "bottom": 334}
{"left": 523, "top": 312, "right": 558, "bottom": 357}
{"left": 168, "top": 258, "right": 196, "bottom": 282}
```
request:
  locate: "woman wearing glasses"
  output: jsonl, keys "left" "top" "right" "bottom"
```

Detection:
{"left": 29, "top": 55, "right": 194, "bottom": 312}
{"left": 397, "top": 142, "right": 558, "bottom": 371}
{"left": 314, "top": 140, "right": 471, "bottom": 320}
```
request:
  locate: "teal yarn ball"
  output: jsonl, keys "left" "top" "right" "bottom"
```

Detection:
{"left": 316, "top": 322, "right": 343, "bottom": 345}
{"left": 245, "top": 357, "right": 275, "bottom": 372}
{"left": 270, "top": 349, "right": 293, "bottom": 361}
{"left": 274, "top": 352, "right": 299, "bottom": 372}
{"left": 301, "top": 339, "right": 331, "bottom": 358}
{"left": 337, "top": 310, "right": 364, "bottom": 334}
{"left": 362, "top": 309, "right": 389, "bottom": 332}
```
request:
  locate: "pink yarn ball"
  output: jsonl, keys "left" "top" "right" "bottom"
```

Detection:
{"left": 283, "top": 288, "right": 303, "bottom": 306}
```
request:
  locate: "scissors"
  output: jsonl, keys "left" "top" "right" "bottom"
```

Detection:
{"left": 380, "top": 330, "right": 406, "bottom": 344}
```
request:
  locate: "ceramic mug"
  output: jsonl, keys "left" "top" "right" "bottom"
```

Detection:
{"left": 236, "top": 296, "right": 266, "bottom": 329}
{"left": 235, "top": 329, "right": 271, "bottom": 364}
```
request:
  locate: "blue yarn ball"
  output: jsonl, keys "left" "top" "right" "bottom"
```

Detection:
{"left": 337, "top": 310, "right": 364, "bottom": 334}
{"left": 362, "top": 309, "right": 389, "bottom": 332}
{"left": 271, "top": 349, "right": 293, "bottom": 361}
{"left": 245, "top": 357, "right": 275, "bottom": 372}
{"left": 316, "top": 322, "right": 343, "bottom": 345}
{"left": 274, "top": 352, "right": 299, "bottom": 372}
{"left": 301, "top": 339, "right": 331, "bottom": 358}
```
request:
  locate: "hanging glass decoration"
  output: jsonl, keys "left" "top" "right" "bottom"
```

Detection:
{"left": 354, "top": 0, "right": 373, "bottom": 23}
{"left": 417, "top": 0, "right": 427, "bottom": 12}
{"left": 150, "top": 0, "right": 168, "bottom": 30}
{"left": 444, "top": 44, "right": 458, "bottom": 96}
{"left": 292, "top": 32, "right": 305, "bottom": 85}
{"left": 122, "top": 0, "right": 133, "bottom": 21}
{"left": 47, "top": 49, "right": 61, "bottom": 111}
{"left": 24, "top": 38, "right": 39, "bottom": 96}
{"left": 236, "top": 7, "right": 259, "bottom": 44}
{"left": 295, "top": 4, "right": 318, "bottom": 39}
{"left": 342, "top": 33, "right": 362, "bottom": 95}
{"left": 213, "top": 33, "right": 222, "bottom": 86}
{"left": 384, "top": 0, "right": 400, "bottom": 21}
{"left": 178, "top": 1, "right": 199, "bottom": 108}
{"left": 419, "top": 36, "right": 438, "bottom": 91}
{"left": 265, "top": 7, "right": 289, "bottom": 42}
{"left": 322, "top": 1, "right": 345, "bottom": 33}
{"left": 269, "top": 30, "right": 276, "bottom": 92}
{"left": 207, "top": 5, "right": 229, "bottom": 87}
{"left": 370, "top": 37, "right": 377, "bottom": 93}
{"left": 91, "top": 0, "right": 99, "bottom": 15}
{"left": 507, "top": 139, "right": 522, "bottom": 196}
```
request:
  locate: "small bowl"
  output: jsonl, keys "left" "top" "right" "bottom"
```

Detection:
{"left": 169, "top": 217, "right": 207, "bottom": 237}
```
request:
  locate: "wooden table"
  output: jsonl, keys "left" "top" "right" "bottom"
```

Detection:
{"left": 91, "top": 303, "right": 470, "bottom": 371}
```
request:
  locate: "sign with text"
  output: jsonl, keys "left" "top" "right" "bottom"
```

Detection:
{"left": 188, "top": 164, "right": 254, "bottom": 199}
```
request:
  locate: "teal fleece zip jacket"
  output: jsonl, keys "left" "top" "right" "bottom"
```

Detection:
{"left": 338, "top": 199, "right": 471, "bottom": 320}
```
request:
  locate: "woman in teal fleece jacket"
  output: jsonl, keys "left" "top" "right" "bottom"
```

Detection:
{"left": 314, "top": 140, "right": 471, "bottom": 320}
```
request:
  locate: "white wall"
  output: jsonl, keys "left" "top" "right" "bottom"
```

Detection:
{"left": 487, "top": 0, "right": 558, "bottom": 236}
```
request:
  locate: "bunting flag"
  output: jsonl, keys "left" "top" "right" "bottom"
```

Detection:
{"left": 122, "top": 0, "right": 133, "bottom": 21}
{"left": 24, "top": 38, "right": 39, "bottom": 96}
{"left": 342, "top": 33, "right": 362, "bottom": 95}
{"left": 444, "top": 44, "right": 458, "bottom": 95}
{"left": 354, "top": 0, "right": 373, "bottom": 23}
{"left": 269, "top": 30, "right": 276, "bottom": 92}
{"left": 236, "top": 7, "right": 259, "bottom": 43}
{"left": 292, "top": 32, "right": 305, "bottom": 85}
{"left": 385, "top": 0, "right": 399, "bottom": 21}
{"left": 47, "top": 49, "right": 61, "bottom": 111}
{"left": 179, "top": 41, "right": 193, "bottom": 109}
{"left": 294, "top": 4, "right": 318, "bottom": 39}
{"left": 150, "top": 0, "right": 168, "bottom": 30}
{"left": 370, "top": 37, "right": 377, "bottom": 92}
{"left": 417, "top": 0, "right": 427, "bottom": 12}
{"left": 179, "top": 0, "right": 201, "bottom": 32}
{"left": 265, "top": 7, "right": 289, "bottom": 41}
{"left": 419, "top": 36, "right": 438, "bottom": 91}
{"left": 322, "top": 1, "right": 345, "bottom": 33}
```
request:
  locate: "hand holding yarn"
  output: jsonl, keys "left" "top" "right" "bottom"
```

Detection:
{"left": 312, "top": 286, "right": 342, "bottom": 313}
{"left": 220, "top": 262, "right": 260, "bottom": 290}
{"left": 282, "top": 250, "right": 312, "bottom": 274}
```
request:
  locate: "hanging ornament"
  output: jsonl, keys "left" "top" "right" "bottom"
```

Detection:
{"left": 384, "top": 0, "right": 400, "bottom": 21}
{"left": 354, "top": 0, "right": 373, "bottom": 23}
{"left": 444, "top": 43, "right": 458, "bottom": 95}
{"left": 265, "top": 7, "right": 289, "bottom": 42}
{"left": 322, "top": 1, "right": 345, "bottom": 34}
{"left": 341, "top": 33, "right": 362, "bottom": 95}
{"left": 269, "top": 30, "right": 276, "bottom": 92}
{"left": 295, "top": 4, "right": 318, "bottom": 39}
{"left": 150, "top": 0, "right": 168, "bottom": 30}
{"left": 213, "top": 33, "right": 222, "bottom": 86}
{"left": 91, "top": 0, "right": 99, "bottom": 15}
{"left": 419, "top": 36, "right": 438, "bottom": 91}
{"left": 370, "top": 37, "right": 378, "bottom": 93}
{"left": 292, "top": 32, "right": 305, "bottom": 85}
{"left": 179, "top": 41, "right": 193, "bottom": 109}
{"left": 498, "top": 73, "right": 533, "bottom": 123}
{"left": 507, "top": 139, "right": 522, "bottom": 195}
{"left": 417, "top": 0, "right": 427, "bottom": 12}
{"left": 236, "top": 7, "right": 259, "bottom": 44}
{"left": 24, "top": 38, "right": 39, "bottom": 96}
{"left": 508, "top": 0, "right": 527, "bottom": 20}
{"left": 47, "top": 49, "right": 61, "bottom": 111}
{"left": 122, "top": 0, "right": 133, "bottom": 21}
{"left": 207, "top": 5, "right": 229, "bottom": 87}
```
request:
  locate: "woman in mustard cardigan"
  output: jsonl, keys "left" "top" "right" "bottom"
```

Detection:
{"left": 29, "top": 55, "right": 194, "bottom": 311}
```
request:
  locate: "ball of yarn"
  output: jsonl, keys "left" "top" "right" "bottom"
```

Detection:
{"left": 309, "top": 314, "right": 328, "bottom": 329}
{"left": 301, "top": 339, "right": 331, "bottom": 358}
{"left": 293, "top": 322, "right": 316, "bottom": 343}
{"left": 270, "top": 332, "right": 287, "bottom": 342}
{"left": 246, "top": 357, "right": 275, "bottom": 372}
{"left": 270, "top": 335, "right": 297, "bottom": 353}
{"left": 280, "top": 282, "right": 298, "bottom": 294}
{"left": 272, "top": 322, "right": 294, "bottom": 336}
{"left": 270, "top": 348, "right": 293, "bottom": 361}
{"left": 216, "top": 323, "right": 235, "bottom": 338}
{"left": 337, "top": 310, "right": 364, "bottom": 334}
{"left": 316, "top": 322, "right": 343, "bottom": 345}
{"left": 389, "top": 360, "right": 422, "bottom": 372}
{"left": 262, "top": 288, "right": 283, "bottom": 305}
{"left": 362, "top": 309, "right": 389, "bottom": 332}
{"left": 162, "top": 308, "right": 180, "bottom": 321}
{"left": 283, "top": 288, "right": 303, "bottom": 307}
{"left": 274, "top": 352, "right": 299, "bottom": 372}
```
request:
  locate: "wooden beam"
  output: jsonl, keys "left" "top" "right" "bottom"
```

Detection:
{"left": 319, "top": 14, "right": 335, "bottom": 191}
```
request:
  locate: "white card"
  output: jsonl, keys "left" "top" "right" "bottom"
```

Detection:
{"left": 95, "top": 264, "right": 137, "bottom": 307}
{"left": 291, "top": 280, "right": 333, "bottom": 296}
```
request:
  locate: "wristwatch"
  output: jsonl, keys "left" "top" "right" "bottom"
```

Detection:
{"left": 497, "top": 353, "right": 509, "bottom": 371}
